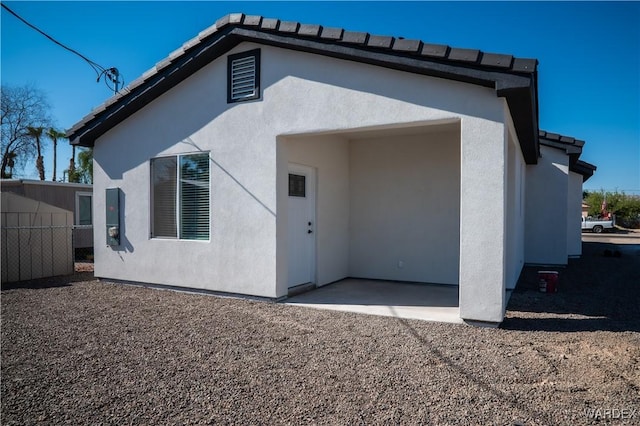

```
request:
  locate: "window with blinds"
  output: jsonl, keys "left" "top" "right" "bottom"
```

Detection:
{"left": 180, "top": 154, "right": 210, "bottom": 240}
{"left": 227, "top": 49, "right": 261, "bottom": 103}
{"left": 151, "top": 153, "right": 210, "bottom": 240}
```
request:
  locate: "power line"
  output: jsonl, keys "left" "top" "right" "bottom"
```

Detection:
{"left": 2, "top": 3, "right": 124, "bottom": 93}
{"left": 584, "top": 189, "right": 640, "bottom": 195}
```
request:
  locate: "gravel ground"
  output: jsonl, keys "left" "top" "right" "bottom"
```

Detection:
{"left": 2, "top": 237, "right": 639, "bottom": 425}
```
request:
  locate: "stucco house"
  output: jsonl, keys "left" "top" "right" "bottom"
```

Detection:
{"left": 67, "top": 13, "right": 595, "bottom": 325}
{"left": 526, "top": 132, "right": 595, "bottom": 263}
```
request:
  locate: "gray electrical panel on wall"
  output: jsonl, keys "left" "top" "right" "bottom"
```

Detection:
{"left": 106, "top": 188, "right": 120, "bottom": 246}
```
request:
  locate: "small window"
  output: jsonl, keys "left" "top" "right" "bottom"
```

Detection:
{"left": 75, "top": 192, "right": 92, "bottom": 225}
{"left": 289, "top": 174, "right": 306, "bottom": 197}
{"left": 227, "top": 49, "right": 261, "bottom": 103}
{"left": 151, "top": 153, "right": 210, "bottom": 240}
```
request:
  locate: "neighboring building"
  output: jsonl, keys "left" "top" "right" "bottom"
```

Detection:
{"left": 1, "top": 192, "right": 74, "bottom": 282}
{"left": 525, "top": 132, "right": 595, "bottom": 263}
{"left": 66, "top": 13, "right": 595, "bottom": 325}
{"left": 582, "top": 203, "right": 590, "bottom": 218}
{"left": 0, "top": 179, "right": 93, "bottom": 257}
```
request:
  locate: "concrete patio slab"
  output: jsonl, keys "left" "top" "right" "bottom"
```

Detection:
{"left": 285, "top": 279, "right": 462, "bottom": 323}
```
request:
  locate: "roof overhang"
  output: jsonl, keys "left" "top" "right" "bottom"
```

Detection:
{"left": 66, "top": 13, "right": 540, "bottom": 163}
{"left": 573, "top": 160, "right": 597, "bottom": 182}
{"left": 539, "top": 130, "right": 596, "bottom": 181}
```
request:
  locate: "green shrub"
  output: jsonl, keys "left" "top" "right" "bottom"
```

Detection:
{"left": 584, "top": 190, "right": 640, "bottom": 229}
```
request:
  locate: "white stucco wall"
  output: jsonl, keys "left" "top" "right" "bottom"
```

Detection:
{"left": 348, "top": 131, "right": 460, "bottom": 284}
{"left": 524, "top": 145, "right": 569, "bottom": 265}
{"left": 282, "top": 134, "right": 350, "bottom": 286}
{"left": 505, "top": 128, "right": 526, "bottom": 290}
{"left": 458, "top": 114, "right": 508, "bottom": 323}
{"left": 567, "top": 171, "right": 583, "bottom": 257}
{"left": 93, "top": 41, "right": 512, "bottom": 320}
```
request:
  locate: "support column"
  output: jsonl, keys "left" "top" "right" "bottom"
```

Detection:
{"left": 459, "top": 118, "right": 507, "bottom": 324}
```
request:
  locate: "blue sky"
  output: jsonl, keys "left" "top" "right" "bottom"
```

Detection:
{"left": 2, "top": 1, "right": 639, "bottom": 193}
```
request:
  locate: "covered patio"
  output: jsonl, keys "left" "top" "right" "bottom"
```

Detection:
{"left": 277, "top": 120, "right": 462, "bottom": 291}
{"left": 285, "top": 279, "right": 462, "bottom": 324}
{"left": 277, "top": 116, "right": 519, "bottom": 324}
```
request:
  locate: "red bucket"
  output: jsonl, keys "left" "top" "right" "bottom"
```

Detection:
{"left": 538, "top": 271, "right": 558, "bottom": 293}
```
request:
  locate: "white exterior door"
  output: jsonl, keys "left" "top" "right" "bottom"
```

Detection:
{"left": 287, "top": 164, "right": 316, "bottom": 288}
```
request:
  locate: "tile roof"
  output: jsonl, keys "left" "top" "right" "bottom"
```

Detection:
{"left": 67, "top": 13, "right": 540, "bottom": 162}
{"left": 539, "top": 130, "right": 585, "bottom": 155}
{"left": 573, "top": 160, "right": 596, "bottom": 182}
{"left": 539, "top": 130, "right": 595, "bottom": 181}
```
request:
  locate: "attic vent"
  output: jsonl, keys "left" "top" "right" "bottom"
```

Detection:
{"left": 227, "top": 49, "right": 261, "bottom": 103}
{"left": 231, "top": 56, "right": 255, "bottom": 97}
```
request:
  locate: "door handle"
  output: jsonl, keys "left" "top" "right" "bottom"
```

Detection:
{"left": 308, "top": 229, "right": 313, "bottom": 234}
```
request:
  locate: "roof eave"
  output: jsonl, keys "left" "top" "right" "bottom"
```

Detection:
{"left": 573, "top": 160, "right": 597, "bottom": 182}
{"left": 68, "top": 26, "right": 240, "bottom": 147}
{"left": 67, "top": 20, "right": 539, "bottom": 162}
{"left": 539, "top": 131, "right": 590, "bottom": 170}
{"left": 497, "top": 81, "right": 539, "bottom": 164}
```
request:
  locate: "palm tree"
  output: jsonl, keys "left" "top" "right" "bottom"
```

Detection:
{"left": 47, "top": 128, "right": 66, "bottom": 181}
{"left": 5, "top": 151, "right": 16, "bottom": 178}
{"left": 68, "top": 144, "right": 77, "bottom": 182}
{"left": 27, "top": 126, "right": 45, "bottom": 180}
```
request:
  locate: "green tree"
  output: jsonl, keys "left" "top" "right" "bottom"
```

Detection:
{"left": 47, "top": 128, "right": 66, "bottom": 181}
{"left": 614, "top": 195, "right": 640, "bottom": 228}
{"left": 76, "top": 148, "right": 93, "bottom": 184}
{"left": 1, "top": 84, "right": 52, "bottom": 178}
{"left": 584, "top": 190, "right": 640, "bottom": 228}
{"left": 26, "top": 126, "right": 46, "bottom": 180}
{"left": 583, "top": 191, "right": 604, "bottom": 217}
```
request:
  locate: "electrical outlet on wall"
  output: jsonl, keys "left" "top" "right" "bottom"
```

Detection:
{"left": 398, "top": 260, "right": 404, "bottom": 269}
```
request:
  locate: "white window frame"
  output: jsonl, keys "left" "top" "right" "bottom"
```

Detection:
{"left": 150, "top": 152, "right": 211, "bottom": 241}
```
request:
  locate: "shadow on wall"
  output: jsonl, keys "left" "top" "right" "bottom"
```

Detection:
{"left": 97, "top": 44, "right": 504, "bottom": 183}
{"left": 524, "top": 152, "right": 572, "bottom": 266}
{"left": 502, "top": 241, "right": 640, "bottom": 332}
{"left": 91, "top": 45, "right": 512, "bottom": 243}
{"left": 95, "top": 63, "right": 276, "bottom": 220}
{"left": 96, "top": 60, "right": 233, "bottom": 181}
{"left": 181, "top": 137, "right": 275, "bottom": 217}
{"left": 263, "top": 49, "right": 505, "bottom": 123}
